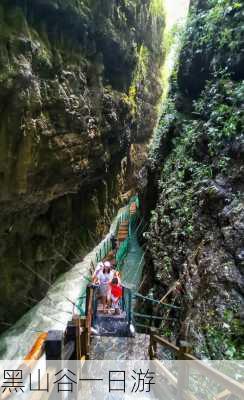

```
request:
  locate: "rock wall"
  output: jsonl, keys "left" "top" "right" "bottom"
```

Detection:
{"left": 0, "top": 0, "right": 164, "bottom": 331}
{"left": 142, "top": 0, "right": 244, "bottom": 358}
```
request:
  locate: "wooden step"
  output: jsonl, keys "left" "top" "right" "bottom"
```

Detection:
{"left": 117, "top": 219, "right": 129, "bottom": 241}
{"left": 118, "top": 236, "right": 128, "bottom": 241}
{"left": 118, "top": 228, "right": 128, "bottom": 233}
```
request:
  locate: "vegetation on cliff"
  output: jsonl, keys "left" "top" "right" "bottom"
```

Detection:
{"left": 1, "top": 0, "right": 243, "bottom": 363}
{"left": 144, "top": 0, "right": 244, "bottom": 359}
{"left": 0, "top": 0, "right": 164, "bottom": 332}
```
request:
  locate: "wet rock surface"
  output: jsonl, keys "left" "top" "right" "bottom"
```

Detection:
{"left": 142, "top": 0, "right": 244, "bottom": 358}
{"left": 0, "top": 1, "right": 164, "bottom": 332}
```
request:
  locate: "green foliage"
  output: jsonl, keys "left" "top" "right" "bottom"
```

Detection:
{"left": 149, "top": 98, "right": 178, "bottom": 165}
{"left": 204, "top": 309, "right": 244, "bottom": 359}
{"left": 147, "top": 0, "right": 244, "bottom": 361}
{"left": 182, "top": 0, "right": 244, "bottom": 70}
{"left": 127, "top": 45, "right": 150, "bottom": 114}
{"left": 159, "top": 21, "right": 188, "bottom": 104}
{"left": 193, "top": 74, "right": 244, "bottom": 156}
{"left": 149, "top": 0, "right": 165, "bottom": 18}
{"left": 149, "top": 69, "right": 243, "bottom": 242}
{"left": 0, "top": 5, "right": 28, "bottom": 39}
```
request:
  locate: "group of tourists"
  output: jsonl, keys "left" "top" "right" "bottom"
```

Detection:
{"left": 92, "top": 255, "right": 123, "bottom": 315}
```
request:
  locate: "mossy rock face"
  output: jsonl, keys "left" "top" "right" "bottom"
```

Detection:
{"left": 0, "top": 1, "right": 164, "bottom": 333}
{"left": 178, "top": 0, "right": 244, "bottom": 98}
{"left": 144, "top": 0, "right": 244, "bottom": 359}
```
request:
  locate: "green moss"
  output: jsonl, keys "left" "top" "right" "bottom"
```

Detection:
{"left": 182, "top": 0, "right": 243, "bottom": 70}
{"left": 203, "top": 309, "right": 244, "bottom": 359}
{"left": 149, "top": 0, "right": 165, "bottom": 18}
{"left": 147, "top": 0, "right": 244, "bottom": 360}
{"left": 0, "top": 5, "right": 29, "bottom": 39}
{"left": 40, "top": 0, "right": 92, "bottom": 19}
{"left": 193, "top": 76, "right": 244, "bottom": 157}
{"left": 0, "top": 0, "right": 165, "bottom": 333}
{"left": 127, "top": 44, "right": 150, "bottom": 115}
{"left": 149, "top": 70, "right": 244, "bottom": 239}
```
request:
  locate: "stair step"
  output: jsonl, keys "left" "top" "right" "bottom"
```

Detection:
{"left": 96, "top": 313, "right": 126, "bottom": 321}
{"left": 90, "top": 334, "right": 151, "bottom": 359}
{"left": 92, "top": 318, "right": 130, "bottom": 337}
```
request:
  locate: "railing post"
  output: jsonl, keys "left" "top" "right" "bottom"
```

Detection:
{"left": 122, "top": 286, "right": 125, "bottom": 311}
{"left": 149, "top": 329, "right": 157, "bottom": 359}
{"left": 177, "top": 341, "right": 191, "bottom": 400}
{"left": 73, "top": 315, "right": 81, "bottom": 360}
{"left": 80, "top": 317, "right": 89, "bottom": 359}
{"left": 84, "top": 285, "right": 94, "bottom": 359}
{"left": 128, "top": 289, "right": 132, "bottom": 325}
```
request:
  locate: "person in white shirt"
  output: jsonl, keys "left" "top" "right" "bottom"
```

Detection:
{"left": 97, "top": 261, "right": 113, "bottom": 313}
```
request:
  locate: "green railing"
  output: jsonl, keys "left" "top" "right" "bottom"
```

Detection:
{"left": 115, "top": 208, "right": 130, "bottom": 234}
{"left": 116, "top": 237, "right": 129, "bottom": 271}
{"left": 133, "top": 292, "right": 181, "bottom": 309}
{"left": 93, "top": 206, "right": 131, "bottom": 266}
{"left": 116, "top": 196, "right": 140, "bottom": 270}
{"left": 122, "top": 286, "right": 133, "bottom": 325}
{"left": 76, "top": 294, "right": 87, "bottom": 316}
{"left": 75, "top": 195, "right": 140, "bottom": 316}
{"left": 132, "top": 291, "right": 181, "bottom": 331}
{"left": 95, "top": 236, "right": 112, "bottom": 264}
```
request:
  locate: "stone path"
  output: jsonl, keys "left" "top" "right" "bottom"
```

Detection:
{"left": 90, "top": 333, "right": 150, "bottom": 360}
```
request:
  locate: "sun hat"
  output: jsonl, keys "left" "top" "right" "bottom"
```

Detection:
{"left": 104, "top": 261, "right": 111, "bottom": 268}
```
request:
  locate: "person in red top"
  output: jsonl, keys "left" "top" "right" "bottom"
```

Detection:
{"left": 109, "top": 277, "right": 122, "bottom": 315}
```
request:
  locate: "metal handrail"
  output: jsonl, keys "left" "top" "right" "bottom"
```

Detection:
{"left": 133, "top": 312, "right": 177, "bottom": 321}
{"left": 134, "top": 292, "right": 181, "bottom": 309}
{"left": 76, "top": 196, "right": 140, "bottom": 318}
